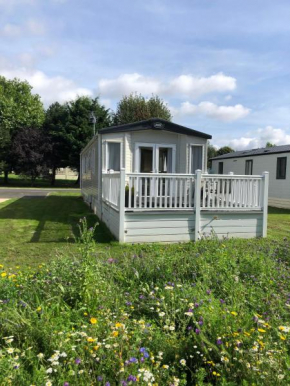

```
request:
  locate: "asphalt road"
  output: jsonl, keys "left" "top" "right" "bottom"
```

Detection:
{"left": 0, "top": 188, "right": 80, "bottom": 199}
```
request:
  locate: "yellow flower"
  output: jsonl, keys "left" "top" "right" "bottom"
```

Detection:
{"left": 258, "top": 328, "right": 266, "bottom": 333}
{"left": 231, "top": 311, "right": 238, "bottom": 316}
{"left": 1, "top": 272, "right": 7, "bottom": 277}
{"left": 112, "top": 331, "right": 119, "bottom": 337}
{"left": 84, "top": 312, "right": 88, "bottom": 316}
{"left": 90, "top": 317, "right": 97, "bottom": 324}
{"left": 93, "top": 345, "right": 100, "bottom": 351}
{"left": 280, "top": 335, "right": 286, "bottom": 341}
{"left": 87, "top": 337, "right": 95, "bottom": 343}
{"left": 36, "top": 306, "right": 42, "bottom": 312}
{"left": 0, "top": 264, "right": 3, "bottom": 268}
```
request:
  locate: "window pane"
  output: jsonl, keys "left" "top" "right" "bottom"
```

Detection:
{"left": 245, "top": 160, "right": 253, "bottom": 175}
{"left": 140, "top": 147, "right": 153, "bottom": 173}
{"left": 107, "top": 143, "right": 120, "bottom": 171}
{"left": 159, "top": 148, "right": 172, "bottom": 173}
{"left": 191, "top": 146, "right": 202, "bottom": 172}
{"left": 218, "top": 162, "right": 223, "bottom": 174}
{"left": 277, "top": 157, "right": 287, "bottom": 179}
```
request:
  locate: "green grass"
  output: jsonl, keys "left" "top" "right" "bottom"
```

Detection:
{"left": 0, "top": 173, "right": 79, "bottom": 188}
{"left": 268, "top": 206, "right": 290, "bottom": 239}
{"left": 0, "top": 193, "right": 114, "bottom": 268}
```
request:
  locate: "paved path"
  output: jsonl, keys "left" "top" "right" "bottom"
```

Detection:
{"left": 0, "top": 188, "right": 80, "bottom": 199}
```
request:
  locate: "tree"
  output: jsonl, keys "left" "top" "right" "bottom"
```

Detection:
{"left": 0, "top": 76, "right": 45, "bottom": 183}
{"left": 207, "top": 143, "right": 218, "bottom": 168}
{"left": 43, "top": 102, "right": 71, "bottom": 185}
{"left": 113, "top": 93, "right": 172, "bottom": 125}
{"left": 10, "top": 127, "right": 50, "bottom": 186}
{"left": 266, "top": 142, "right": 276, "bottom": 148}
{"left": 65, "top": 96, "right": 111, "bottom": 181}
{"left": 216, "top": 146, "right": 235, "bottom": 156}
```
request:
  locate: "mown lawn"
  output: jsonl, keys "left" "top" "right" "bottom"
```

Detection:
{"left": 0, "top": 173, "right": 79, "bottom": 188}
{"left": 0, "top": 193, "right": 289, "bottom": 268}
{"left": 0, "top": 193, "right": 113, "bottom": 268}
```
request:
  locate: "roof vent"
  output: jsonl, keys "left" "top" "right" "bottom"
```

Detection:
{"left": 153, "top": 121, "right": 164, "bottom": 129}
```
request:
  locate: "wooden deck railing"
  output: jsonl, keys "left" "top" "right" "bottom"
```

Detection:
{"left": 102, "top": 170, "right": 269, "bottom": 214}
{"left": 126, "top": 173, "right": 196, "bottom": 210}
{"left": 102, "top": 172, "right": 121, "bottom": 210}
{"left": 201, "top": 174, "right": 264, "bottom": 210}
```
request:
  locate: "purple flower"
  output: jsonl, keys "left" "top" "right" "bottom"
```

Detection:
{"left": 195, "top": 328, "right": 201, "bottom": 334}
{"left": 126, "top": 301, "right": 132, "bottom": 306}
{"left": 97, "top": 376, "right": 103, "bottom": 382}
{"left": 198, "top": 320, "right": 203, "bottom": 326}
{"left": 129, "top": 357, "right": 138, "bottom": 363}
{"left": 75, "top": 358, "right": 81, "bottom": 364}
{"left": 63, "top": 383, "right": 69, "bottom": 386}
{"left": 105, "top": 383, "right": 110, "bottom": 386}
{"left": 127, "top": 375, "right": 137, "bottom": 382}
{"left": 217, "top": 338, "right": 223, "bottom": 345}
{"left": 140, "top": 347, "right": 146, "bottom": 353}
{"left": 206, "top": 289, "right": 211, "bottom": 295}
{"left": 220, "top": 299, "right": 225, "bottom": 304}
{"left": 194, "top": 303, "right": 199, "bottom": 308}
{"left": 121, "top": 382, "right": 128, "bottom": 386}
{"left": 187, "top": 326, "right": 193, "bottom": 330}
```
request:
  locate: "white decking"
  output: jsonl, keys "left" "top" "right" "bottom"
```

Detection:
{"left": 82, "top": 170, "right": 269, "bottom": 243}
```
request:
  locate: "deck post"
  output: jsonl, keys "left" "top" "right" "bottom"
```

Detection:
{"left": 194, "top": 169, "right": 202, "bottom": 241}
{"left": 262, "top": 171, "right": 269, "bottom": 237}
{"left": 119, "top": 168, "right": 126, "bottom": 242}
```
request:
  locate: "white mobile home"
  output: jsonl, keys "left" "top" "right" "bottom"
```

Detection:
{"left": 81, "top": 118, "right": 269, "bottom": 243}
{"left": 211, "top": 145, "right": 290, "bottom": 209}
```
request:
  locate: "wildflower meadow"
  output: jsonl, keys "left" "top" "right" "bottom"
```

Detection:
{"left": 0, "top": 218, "right": 290, "bottom": 385}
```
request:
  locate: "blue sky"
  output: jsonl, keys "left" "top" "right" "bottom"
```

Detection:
{"left": 1, "top": 0, "right": 290, "bottom": 149}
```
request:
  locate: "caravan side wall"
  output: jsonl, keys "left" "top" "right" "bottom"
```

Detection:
{"left": 81, "top": 136, "right": 101, "bottom": 217}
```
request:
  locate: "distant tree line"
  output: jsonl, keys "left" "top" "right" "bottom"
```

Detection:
{"left": 0, "top": 75, "right": 171, "bottom": 185}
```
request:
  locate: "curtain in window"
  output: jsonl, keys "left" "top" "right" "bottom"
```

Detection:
{"left": 191, "top": 146, "right": 202, "bottom": 172}
{"left": 108, "top": 143, "right": 121, "bottom": 171}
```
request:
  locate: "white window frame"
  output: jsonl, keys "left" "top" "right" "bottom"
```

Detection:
{"left": 134, "top": 142, "right": 176, "bottom": 173}
{"left": 103, "top": 140, "right": 123, "bottom": 172}
{"left": 189, "top": 144, "right": 205, "bottom": 173}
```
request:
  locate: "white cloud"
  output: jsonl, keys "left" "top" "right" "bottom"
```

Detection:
{"left": 175, "top": 101, "right": 250, "bottom": 122}
{"left": 98, "top": 73, "right": 161, "bottom": 99}
{"left": 0, "top": 66, "right": 92, "bottom": 105}
{"left": 0, "top": 19, "right": 46, "bottom": 38}
{"left": 215, "top": 126, "right": 290, "bottom": 150}
{"left": 167, "top": 73, "right": 236, "bottom": 98}
{"left": 26, "top": 19, "right": 46, "bottom": 35}
{"left": 1, "top": 24, "right": 22, "bottom": 37}
{"left": 98, "top": 72, "right": 237, "bottom": 99}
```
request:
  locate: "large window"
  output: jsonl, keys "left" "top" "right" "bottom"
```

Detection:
{"left": 218, "top": 162, "right": 224, "bottom": 174}
{"left": 135, "top": 143, "right": 176, "bottom": 173}
{"left": 277, "top": 157, "right": 287, "bottom": 179}
{"left": 107, "top": 142, "right": 121, "bottom": 171}
{"left": 245, "top": 160, "right": 253, "bottom": 175}
{"left": 191, "top": 145, "right": 203, "bottom": 173}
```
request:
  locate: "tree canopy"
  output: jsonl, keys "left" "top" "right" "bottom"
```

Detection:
{"left": 11, "top": 127, "right": 50, "bottom": 185}
{"left": 113, "top": 94, "right": 172, "bottom": 125}
{"left": 0, "top": 76, "right": 45, "bottom": 182}
{"left": 65, "top": 96, "right": 112, "bottom": 175}
{"left": 266, "top": 142, "right": 276, "bottom": 148}
{"left": 216, "top": 146, "right": 235, "bottom": 156}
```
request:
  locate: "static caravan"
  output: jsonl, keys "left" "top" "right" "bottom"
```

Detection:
{"left": 81, "top": 118, "right": 269, "bottom": 243}
{"left": 211, "top": 144, "right": 290, "bottom": 209}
